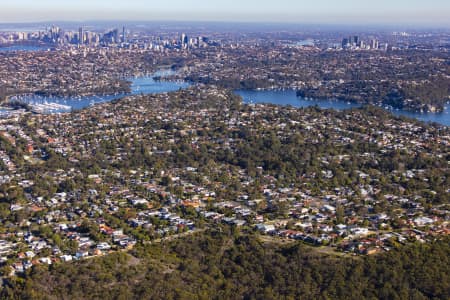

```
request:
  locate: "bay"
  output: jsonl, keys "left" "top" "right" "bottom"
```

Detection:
{"left": 0, "top": 45, "right": 49, "bottom": 52}
{"left": 10, "top": 75, "right": 190, "bottom": 113}
{"left": 6, "top": 76, "right": 449, "bottom": 126}
{"left": 236, "top": 89, "right": 450, "bottom": 126}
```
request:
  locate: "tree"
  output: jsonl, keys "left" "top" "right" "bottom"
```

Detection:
{"left": 336, "top": 204, "right": 345, "bottom": 224}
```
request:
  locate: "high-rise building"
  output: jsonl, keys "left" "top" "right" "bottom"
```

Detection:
{"left": 122, "top": 26, "right": 126, "bottom": 43}
{"left": 198, "top": 36, "right": 206, "bottom": 47}
{"left": 370, "top": 39, "right": 379, "bottom": 50}
{"left": 78, "top": 27, "right": 84, "bottom": 44}
{"left": 113, "top": 28, "right": 119, "bottom": 44}
{"left": 342, "top": 38, "right": 349, "bottom": 48}
{"left": 181, "top": 33, "right": 188, "bottom": 48}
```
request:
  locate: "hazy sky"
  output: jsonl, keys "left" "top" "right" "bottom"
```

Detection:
{"left": 1, "top": 0, "right": 449, "bottom": 26}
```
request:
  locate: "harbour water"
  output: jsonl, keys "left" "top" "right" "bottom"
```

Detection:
{"left": 236, "top": 89, "right": 450, "bottom": 126}
{"left": 4, "top": 76, "right": 449, "bottom": 126}
{"left": 0, "top": 45, "right": 49, "bottom": 52}
{"left": 10, "top": 74, "right": 190, "bottom": 113}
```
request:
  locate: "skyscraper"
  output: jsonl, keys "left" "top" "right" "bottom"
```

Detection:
{"left": 342, "top": 38, "right": 349, "bottom": 48}
{"left": 78, "top": 27, "right": 83, "bottom": 44}
{"left": 122, "top": 26, "right": 126, "bottom": 43}
{"left": 113, "top": 28, "right": 119, "bottom": 44}
{"left": 181, "top": 33, "right": 188, "bottom": 48}
{"left": 370, "top": 39, "right": 379, "bottom": 50}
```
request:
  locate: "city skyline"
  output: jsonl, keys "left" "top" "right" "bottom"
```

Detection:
{"left": 1, "top": 0, "right": 450, "bottom": 27}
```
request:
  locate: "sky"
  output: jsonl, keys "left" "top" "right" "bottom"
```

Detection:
{"left": 1, "top": 0, "right": 449, "bottom": 26}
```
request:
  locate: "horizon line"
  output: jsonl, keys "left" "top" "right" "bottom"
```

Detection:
{"left": 0, "top": 19, "right": 449, "bottom": 30}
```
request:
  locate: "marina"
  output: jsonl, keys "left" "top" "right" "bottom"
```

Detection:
{"left": 7, "top": 73, "right": 190, "bottom": 113}
{"left": 3, "top": 77, "right": 449, "bottom": 126}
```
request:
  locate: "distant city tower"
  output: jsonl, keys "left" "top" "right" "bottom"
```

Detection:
{"left": 78, "top": 27, "right": 84, "bottom": 44}
{"left": 370, "top": 39, "right": 379, "bottom": 50}
{"left": 342, "top": 38, "right": 349, "bottom": 48}
{"left": 113, "top": 28, "right": 119, "bottom": 43}
{"left": 181, "top": 33, "right": 188, "bottom": 48}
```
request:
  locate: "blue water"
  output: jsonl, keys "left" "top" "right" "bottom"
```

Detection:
{"left": 6, "top": 77, "right": 450, "bottom": 126}
{"left": 236, "top": 89, "right": 450, "bottom": 126}
{"left": 12, "top": 75, "right": 190, "bottom": 113}
{"left": 237, "top": 89, "right": 361, "bottom": 110}
{"left": 0, "top": 45, "right": 49, "bottom": 52}
{"left": 130, "top": 76, "right": 189, "bottom": 95}
{"left": 295, "top": 39, "right": 315, "bottom": 46}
